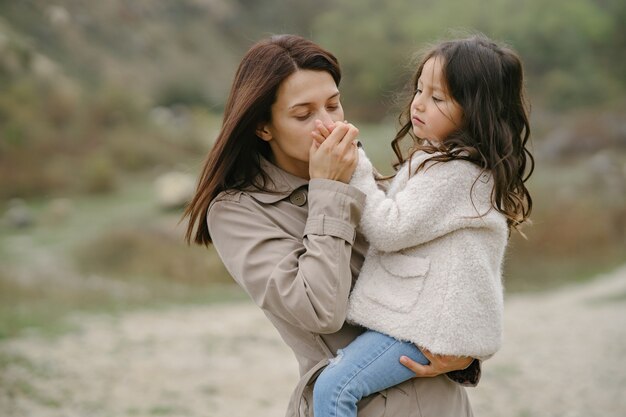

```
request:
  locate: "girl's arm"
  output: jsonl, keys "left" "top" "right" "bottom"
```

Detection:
{"left": 208, "top": 179, "right": 365, "bottom": 334}
{"left": 350, "top": 148, "right": 495, "bottom": 253}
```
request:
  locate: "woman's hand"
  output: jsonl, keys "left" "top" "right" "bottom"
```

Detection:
{"left": 400, "top": 349, "right": 474, "bottom": 377}
{"left": 309, "top": 120, "right": 359, "bottom": 183}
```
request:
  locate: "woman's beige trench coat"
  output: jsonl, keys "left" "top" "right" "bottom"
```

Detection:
{"left": 208, "top": 157, "right": 478, "bottom": 417}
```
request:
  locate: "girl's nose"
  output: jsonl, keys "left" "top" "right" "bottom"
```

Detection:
{"left": 412, "top": 95, "right": 424, "bottom": 112}
{"left": 413, "top": 94, "right": 425, "bottom": 111}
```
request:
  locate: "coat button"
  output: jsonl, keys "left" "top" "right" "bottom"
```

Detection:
{"left": 289, "top": 189, "right": 307, "bottom": 206}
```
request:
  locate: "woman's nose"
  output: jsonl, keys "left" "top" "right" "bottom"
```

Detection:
{"left": 318, "top": 109, "right": 335, "bottom": 125}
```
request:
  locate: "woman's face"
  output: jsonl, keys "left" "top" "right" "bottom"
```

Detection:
{"left": 257, "top": 70, "right": 344, "bottom": 179}
{"left": 410, "top": 57, "right": 463, "bottom": 143}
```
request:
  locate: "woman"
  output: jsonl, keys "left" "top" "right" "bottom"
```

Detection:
{"left": 183, "top": 34, "right": 480, "bottom": 416}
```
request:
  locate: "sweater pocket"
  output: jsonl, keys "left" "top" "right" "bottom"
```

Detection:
{"left": 363, "top": 253, "right": 430, "bottom": 313}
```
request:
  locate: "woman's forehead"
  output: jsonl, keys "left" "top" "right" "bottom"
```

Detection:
{"left": 275, "top": 70, "right": 339, "bottom": 109}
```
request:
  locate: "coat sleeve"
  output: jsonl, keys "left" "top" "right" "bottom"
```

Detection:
{"left": 350, "top": 148, "right": 493, "bottom": 253}
{"left": 207, "top": 179, "right": 365, "bottom": 335}
{"left": 446, "top": 359, "right": 481, "bottom": 387}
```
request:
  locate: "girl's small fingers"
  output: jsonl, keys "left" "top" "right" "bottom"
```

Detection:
{"left": 315, "top": 120, "right": 331, "bottom": 139}
{"left": 320, "top": 122, "right": 349, "bottom": 148}
{"left": 337, "top": 124, "right": 359, "bottom": 153}
{"left": 311, "top": 131, "right": 325, "bottom": 145}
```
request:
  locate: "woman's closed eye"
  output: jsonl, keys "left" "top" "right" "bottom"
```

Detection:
{"left": 294, "top": 113, "right": 312, "bottom": 121}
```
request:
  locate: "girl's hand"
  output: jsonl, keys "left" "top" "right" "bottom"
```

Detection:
{"left": 311, "top": 119, "right": 334, "bottom": 145}
{"left": 309, "top": 120, "right": 359, "bottom": 183}
{"left": 400, "top": 349, "right": 474, "bottom": 377}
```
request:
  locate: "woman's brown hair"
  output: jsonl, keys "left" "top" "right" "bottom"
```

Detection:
{"left": 392, "top": 34, "right": 534, "bottom": 231}
{"left": 183, "top": 34, "right": 341, "bottom": 245}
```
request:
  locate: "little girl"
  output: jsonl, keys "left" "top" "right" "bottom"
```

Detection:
{"left": 311, "top": 34, "right": 534, "bottom": 417}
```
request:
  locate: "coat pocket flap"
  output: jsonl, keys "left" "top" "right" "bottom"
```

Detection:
{"left": 379, "top": 253, "right": 430, "bottom": 278}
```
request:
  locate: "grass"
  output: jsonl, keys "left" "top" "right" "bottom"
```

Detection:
{"left": 0, "top": 176, "right": 246, "bottom": 341}
{"left": 0, "top": 350, "right": 62, "bottom": 409}
{"left": 0, "top": 351, "right": 40, "bottom": 375}
{"left": 503, "top": 247, "right": 625, "bottom": 292}
{"left": 588, "top": 289, "right": 626, "bottom": 305}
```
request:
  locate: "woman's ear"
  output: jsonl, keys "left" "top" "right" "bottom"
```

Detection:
{"left": 256, "top": 123, "right": 272, "bottom": 142}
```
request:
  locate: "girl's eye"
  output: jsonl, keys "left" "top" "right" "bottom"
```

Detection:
{"left": 415, "top": 88, "right": 422, "bottom": 95}
{"left": 433, "top": 96, "right": 443, "bottom": 103}
{"left": 295, "top": 114, "right": 311, "bottom": 121}
{"left": 327, "top": 104, "right": 339, "bottom": 111}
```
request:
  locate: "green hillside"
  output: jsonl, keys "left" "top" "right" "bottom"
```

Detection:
{"left": 2, "top": 0, "right": 624, "bottom": 115}
{"left": 1, "top": 0, "right": 625, "bottom": 199}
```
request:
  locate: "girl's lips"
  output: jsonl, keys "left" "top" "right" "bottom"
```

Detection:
{"left": 412, "top": 115, "right": 425, "bottom": 125}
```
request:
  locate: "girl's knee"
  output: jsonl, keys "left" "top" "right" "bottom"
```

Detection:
{"left": 314, "top": 368, "right": 336, "bottom": 398}
{"left": 313, "top": 374, "right": 334, "bottom": 408}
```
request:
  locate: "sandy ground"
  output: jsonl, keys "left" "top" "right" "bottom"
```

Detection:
{"left": 1, "top": 265, "right": 626, "bottom": 417}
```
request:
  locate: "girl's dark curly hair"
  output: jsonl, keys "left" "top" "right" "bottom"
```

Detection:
{"left": 392, "top": 34, "right": 534, "bottom": 231}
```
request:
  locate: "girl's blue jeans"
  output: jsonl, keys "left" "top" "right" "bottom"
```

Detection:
{"left": 313, "top": 330, "right": 428, "bottom": 417}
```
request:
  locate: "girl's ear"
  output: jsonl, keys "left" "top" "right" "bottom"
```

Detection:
{"left": 256, "top": 123, "right": 272, "bottom": 142}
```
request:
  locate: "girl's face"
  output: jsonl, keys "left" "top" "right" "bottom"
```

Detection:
{"left": 410, "top": 57, "right": 463, "bottom": 143}
{"left": 256, "top": 70, "right": 344, "bottom": 179}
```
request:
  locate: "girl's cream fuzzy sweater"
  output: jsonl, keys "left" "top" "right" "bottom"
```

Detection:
{"left": 347, "top": 148, "right": 508, "bottom": 360}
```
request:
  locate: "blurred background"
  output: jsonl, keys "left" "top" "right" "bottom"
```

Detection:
{"left": 0, "top": 0, "right": 625, "bottom": 415}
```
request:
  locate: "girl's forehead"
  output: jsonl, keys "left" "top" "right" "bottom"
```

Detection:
{"left": 418, "top": 56, "right": 446, "bottom": 91}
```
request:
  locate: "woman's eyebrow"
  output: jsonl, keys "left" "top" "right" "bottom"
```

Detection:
{"left": 288, "top": 92, "right": 340, "bottom": 110}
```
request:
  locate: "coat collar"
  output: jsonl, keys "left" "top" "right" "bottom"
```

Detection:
{"left": 243, "top": 156, "right": 309, "bottom": 204}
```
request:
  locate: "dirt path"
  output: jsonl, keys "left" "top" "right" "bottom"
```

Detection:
{"left": 2, "top": 266, "right": 626, "bottom": 417}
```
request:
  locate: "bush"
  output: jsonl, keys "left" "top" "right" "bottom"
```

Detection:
{"left": 74, "top": 225, "right": 230, "bottom": 286}
{"left": 81, "top": 153, "right": 117, "bottom": 194}
{"left": 502, "top": 157, "right": 626, "bottom": 291}
{"left": 541, "top": 67, "right": 621, "bottom": 110}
